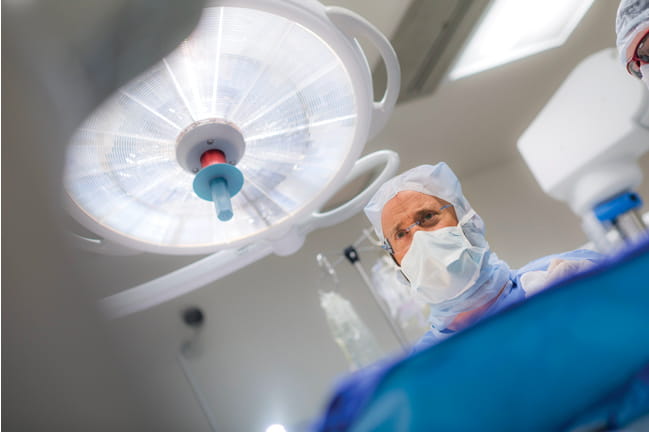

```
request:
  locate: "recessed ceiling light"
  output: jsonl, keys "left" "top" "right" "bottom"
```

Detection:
{"left": 449, "top": 0, "right": 595, "bottom": 80}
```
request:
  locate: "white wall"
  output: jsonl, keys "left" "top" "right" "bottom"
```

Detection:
{"left": 462, "top": 153, "right": 649, "bottom": 268}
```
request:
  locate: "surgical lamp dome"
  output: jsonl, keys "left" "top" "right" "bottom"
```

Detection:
{"left": 63, "top": 0, "right": 400, "bottom": 255}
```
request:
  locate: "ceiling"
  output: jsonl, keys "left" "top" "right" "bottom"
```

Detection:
{"left": 4, "top": 0, "right": 649, "bottom": 431}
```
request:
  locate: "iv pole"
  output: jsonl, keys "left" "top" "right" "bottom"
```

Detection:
{"left": 177, "top": 307, "right": 219, "bottom": 431}
{"left": 319, "top": 228, "right": 410, "bottom": 351}
{"left": 342, "top": 245, "right": 410, "bottom": 351}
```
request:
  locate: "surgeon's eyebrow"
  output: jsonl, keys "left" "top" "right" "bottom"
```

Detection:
{"left": 415, "top": 208, "right": 435, "bottom": 218}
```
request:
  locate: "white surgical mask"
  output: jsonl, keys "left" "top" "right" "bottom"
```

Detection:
{"left": 400, "top": 211, "right": 488, "bottom": 304}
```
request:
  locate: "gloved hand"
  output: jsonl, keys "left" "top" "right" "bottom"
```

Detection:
{"left": 520, "top": 259, "right": 596, "bottom": 296}
{"left": 546, "top": 258, "right": 596, "bottom": 285}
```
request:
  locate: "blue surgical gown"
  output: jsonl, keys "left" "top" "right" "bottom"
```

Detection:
{"left": 411, "top": 248, "right": 605, "bottom": 352}
{"left": 313, "top": 242, "right": 649, "bottom": 431}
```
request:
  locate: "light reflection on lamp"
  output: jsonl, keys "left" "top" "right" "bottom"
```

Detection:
{"left": 449, "top": 0, "right": 595, "bottom": 80}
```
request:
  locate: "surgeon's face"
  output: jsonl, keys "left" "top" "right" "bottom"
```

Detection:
{"left": 381, "top": 191, "right": 458, "bottom": 265}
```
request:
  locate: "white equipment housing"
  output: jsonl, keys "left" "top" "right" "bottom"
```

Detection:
{"left": 518, "top": 48, "right": 649, "bottom": 218}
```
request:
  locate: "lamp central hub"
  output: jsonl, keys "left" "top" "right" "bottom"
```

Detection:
{"left": 175, "top": 119, "right": 246, "bottom": 173}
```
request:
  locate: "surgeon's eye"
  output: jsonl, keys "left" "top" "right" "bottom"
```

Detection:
{"left": 395, "top": 230, "right": 407, "bottom": 240}
{"left": 419, "top": 211, "right": 437, "bottom": 227}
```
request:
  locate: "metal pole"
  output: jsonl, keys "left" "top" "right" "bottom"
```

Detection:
{"left": 177, "top": 342, "right": 219, "bottom": 431}
{"left": 344, "top": 246, "right": 410, "bottom": 351}
{"left": 614, "top": 209, "right": 649, "bottom": 244}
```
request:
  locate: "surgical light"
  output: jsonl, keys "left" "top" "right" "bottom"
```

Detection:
{"left": 64, "top": 0, "right": 400, "bottom": 256}
{"left": 266, "top": 424, "right": 287, "bottom": 432}
{"left": 63, "top": 0, "right": 401, "bottom": 318}
{"left": 449, "top": 0, "right": 595, "bottom": 80}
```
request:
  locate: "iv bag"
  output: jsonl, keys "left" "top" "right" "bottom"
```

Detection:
{"left": 370, "top": 256, "right": 430, "bottom": 336}
{"left": 319, "top": 291, "right": 383, "bottom": 371}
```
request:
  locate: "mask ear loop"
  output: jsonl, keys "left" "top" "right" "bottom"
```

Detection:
{"left": 456, "top": 207, "right": 480, "bottom": 246}
{"left": 364, "top": 228, "right": 409, "bottom": 285}
{"left": 458, "top": 208, "right": 477, "bottom": 226}
{"left": 380, "top": 238, "right": 402, "bottom": 268}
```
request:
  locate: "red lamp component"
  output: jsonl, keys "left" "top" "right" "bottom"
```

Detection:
{"left": 200, "top": 149, "right": 227, "bottom": 168}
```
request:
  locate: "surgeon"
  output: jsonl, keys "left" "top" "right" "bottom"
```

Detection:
{"left": 364, "top": 163, "right": 604, "bottom": 351}
{"left": 617, "top": 0, "right": 649, "bottom": 85}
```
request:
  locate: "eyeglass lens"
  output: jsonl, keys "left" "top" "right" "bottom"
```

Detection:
{"left": 628, "top": 31, "right": 649, "bottom": 78}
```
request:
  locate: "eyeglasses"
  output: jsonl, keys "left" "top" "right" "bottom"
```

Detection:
{"left": 382, "top": 204, "right": 452, "bottom": 255}
{"left": 626, "top": 30, "right": 649, "bottom": 79}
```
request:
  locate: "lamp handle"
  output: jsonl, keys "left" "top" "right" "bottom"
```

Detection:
{"left": 327, "top": 6, "right": 400, "bottom": 140}
{"left": 305, "top": 149, "right": 399, "bottom": 232}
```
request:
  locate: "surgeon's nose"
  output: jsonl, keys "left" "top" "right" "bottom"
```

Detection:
{"left": 409, "top": 224, "right": 425, "bottom": 237}
{"left": 403, "top": 226, "right": 422, "bottom": 250}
